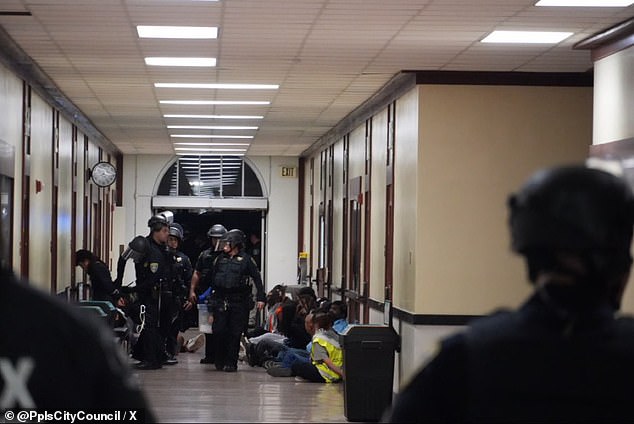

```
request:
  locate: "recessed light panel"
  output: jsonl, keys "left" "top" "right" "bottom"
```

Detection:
{"left": 155, "top": 83, "right": 278, "bottom": 89}
{"left": 160, "top": 100, "right": 270, "bottom": 105}
{"left": 170, "top": 134, "right": 254, "bottom": 139}
{"left": 137, "top": 25, "right": 218, "bottom": 39}
{"left": 145, "top": 57, "right": 217, "bottom": 67}
{"left": 174, "top": 143, "right": 250, "bottom": 146}
{"left": 167, "top": 125, "right": 258, "bottom": 130}
{"left": 177, "top": 153, "right": 245, "bottom": 156}
{"left": 536, "top": 0, "right": 633, "bottom": 6}
{"left": 175, "top": 147, "right": 247, "bottom": 152}
{"left": 164, "top": 114, "right": 264, "bottom": 119}
{"left": 481, "top": 30, "right": 573, "bottom": 43}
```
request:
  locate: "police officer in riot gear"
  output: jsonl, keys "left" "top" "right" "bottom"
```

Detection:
{"left": 165, "top": 223, "right": 192, "bottom": 364}
{"left": 187, "top": 223, "right": 227, "bottom": 364}
{"left": 385, "top": 164, "right": 634, "bottom": 423}
{"left": 129, "top": 213, "right": 173, "bottom": 370}
{"left": 210, "top": 229, "right": 265, "bottom": 372}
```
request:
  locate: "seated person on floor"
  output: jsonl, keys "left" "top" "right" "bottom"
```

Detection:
{"left": 266, "top": 311, "right": 317, "bottom": 377}
{"left": 246, "top": 284, "right": 289, "bottom": 339}
{"left": 291, "top": 310, "right": 343, "bottom": 383}
{"left": 246, "top": 293, "right": 315, "bottom": 367}
{"left": 329, "top": 300, "right": 349, "bottom": 333}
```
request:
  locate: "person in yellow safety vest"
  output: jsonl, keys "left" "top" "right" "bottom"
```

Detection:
{"left": 290, "top": 310, "right": 343, "bottom": 382}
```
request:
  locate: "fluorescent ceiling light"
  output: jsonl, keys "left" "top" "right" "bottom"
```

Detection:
{"left": 160, "top": 100, "right": 270, "bottom": 105}
{"left": 171, "top": 134, "right": 254, "bottom": 139}
{"left": 481, "top": 30, "right": 573, "bottom": 43}
{"left": 174, "top": 142, "right": 250, "bottom": 146}
{"left": 167, "top": 125, "right": 258, "bottom": 130}
{"left": 155, "top": 83, "right": 278, "bottom": 89}
{"left": 164, "top": 114, "right": 264, "bottom": 119}
{"left": 177, "top": 153, "right": 245, "bottom": 156}
{"left": 145, "top": 57, "right": 216, "bottom": 67}
{"left": 175, "top": 148, "right": 248, "bottom": 152}
{"left": 137, "top": 25, "right": 218, "bottom": 39}
{"left": 536, "top": 0, "right": 633, "bottom": 6}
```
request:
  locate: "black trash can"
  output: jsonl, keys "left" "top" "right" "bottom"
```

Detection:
{"left": 341, "top": 325, "right": 399, "bottom": 422}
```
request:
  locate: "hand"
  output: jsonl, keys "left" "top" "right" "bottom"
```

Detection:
{"left": 183, "top": 300, "right": 193, "bottom": 311}
{"left": 256, "top": 301, "right": 265, "bottom": 310}
{"left": 188, "top": 292, "right": 197, "bottom": 305}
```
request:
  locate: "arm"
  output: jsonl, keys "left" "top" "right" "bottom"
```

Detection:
{"left": 186, "top": 270, "right": 202, "bottom": 308}
{"left": 322, "top": 357, "right": 343, "bottom": 378}
{"left": 247, "top": 256, "right": 266, "bottom": 308}
{"left": 92, "top": 262, "right": 119, "bottom": 300}
{"left": 114, "top": 256, "right": 127, "bottom": 288}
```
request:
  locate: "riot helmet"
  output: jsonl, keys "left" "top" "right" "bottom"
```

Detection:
{"left": 207, "top": 224, "right": 227, "bottom": 239}
{"left": 169, "top": 224, "right": 183, "bottom": 241}
{"left": 508, "top": 165, "right": 634, "bottom": 287}
{"left": 223, "top": 228, "right": 246, "bottom": 249}
{"left": 148, "top": 213, "right": 170, "bottom": 232}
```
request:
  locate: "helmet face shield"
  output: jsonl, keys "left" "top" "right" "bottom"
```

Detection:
{"left": 207, "top": 224, "right": 227, "bottom": 239}
{"left": 169, "top": 225, "right": 183, "bottom": 240}
{"left": 222, "top": 229, "right": 246, "bottom": 250}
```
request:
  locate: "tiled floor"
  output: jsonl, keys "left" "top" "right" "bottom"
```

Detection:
{"left": 134, "top": 331, "right": 348, "bottom": 423}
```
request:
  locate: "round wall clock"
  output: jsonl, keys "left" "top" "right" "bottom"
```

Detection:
{"left": 90, "top": 161, "right": 117, "bottom": 187}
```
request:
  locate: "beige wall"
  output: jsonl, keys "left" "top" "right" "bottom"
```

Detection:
{"left": 29, "top": 94, "right": 53, "bottom": 291}
{"left": 415, "top": 84, "right": 593, "bottom": 315}
{"left": 332, "top": 141, "right": 344, "bottom": 290}
{"left": 393, "top": 88, "right": 420, "bottom": 312}
{"left": 0, "top": 61, "right": 119, "bottom": 293}
{"left": 0, "top": 63, "right": 23, "bottom": 273}
{"left": 369, "top": 108, "right": 388, "bottom": 302}
{"left": 593, "top": 45, "right": 634, "bottom": 145}
{"left": 57, "top": 118, "right": 73, "bottom": 290}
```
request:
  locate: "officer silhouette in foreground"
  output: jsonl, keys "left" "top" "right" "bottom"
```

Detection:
{"left": 385, "top": 164, "right": 634, "bottom": 423}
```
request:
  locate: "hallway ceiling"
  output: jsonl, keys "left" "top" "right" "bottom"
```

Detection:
{"left": 0, "top": 1, "right": 632, "bottom": 156}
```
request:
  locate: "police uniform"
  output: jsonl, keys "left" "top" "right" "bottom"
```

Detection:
{"left": 210, "top": 250, "right": 265, "bottom": 371}
{"left": 166, "top": 249, "right": 192, "bottom": 357}
{"left": 386, "top": 166, "right": 634, "bottom": 423}
{"left": 386, "top": 292, "right": 634, "bottom": 423}
{"left": 132, "top": 235, "right": 172, "bottom": 369}
{"left": 0, "top": 267, "right": 153, "bottom": 419}
{"left": 195, "top": 247, "right": 222, "bottom": 362}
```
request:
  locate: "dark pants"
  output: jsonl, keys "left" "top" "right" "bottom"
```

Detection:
{"left": 252, "top": 338, "right": 286, "bottom": 366}
{"left": 204, "top": 333, "right": 216, "bottom": 360}
{"left": 160, "top": 292, "right": 179, "bottom": 356}
{"left": 212, "top": 295, "right": 250, "bottom": 368}
{"left": 133, "top": 297, "right": 165, "bottom": 366}
{"left": 291, "top": 361, "right": 325, "bottom": 382}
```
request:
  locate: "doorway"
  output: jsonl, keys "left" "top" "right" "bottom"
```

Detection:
{"left": 171, "top": 209, "right": 265, "bottom": 281}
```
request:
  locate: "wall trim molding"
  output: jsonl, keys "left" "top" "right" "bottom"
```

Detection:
{"left": 575, "top": 17, "right": 634, "bottom": 62}
{"left": 367, "top": 298, "right": 481, "bottom": 326}
{"left": 590, "top": 137, "right": 634, "bottom": 158}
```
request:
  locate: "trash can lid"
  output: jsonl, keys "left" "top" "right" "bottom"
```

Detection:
{"left": 340, "top": 324, "right": 397, "bottom": 336}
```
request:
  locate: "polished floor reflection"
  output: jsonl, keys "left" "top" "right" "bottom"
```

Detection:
{"left": 134, "top": 332, "right": 347, "bottom": 423}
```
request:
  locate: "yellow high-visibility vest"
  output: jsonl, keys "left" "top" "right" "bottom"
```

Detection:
{"left": 312, "top": 330, "right": 343, "bottom": 383}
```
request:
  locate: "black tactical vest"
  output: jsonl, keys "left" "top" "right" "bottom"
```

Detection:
{"left": 463, "top": 296, "right": 634, "bottom": 423}
{"left": 212, "top": 253, "right": 250, "bottom": 291}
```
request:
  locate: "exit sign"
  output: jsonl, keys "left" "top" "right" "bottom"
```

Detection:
{"left": 280, "top": 166, "right": 297, "bottom": 178}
